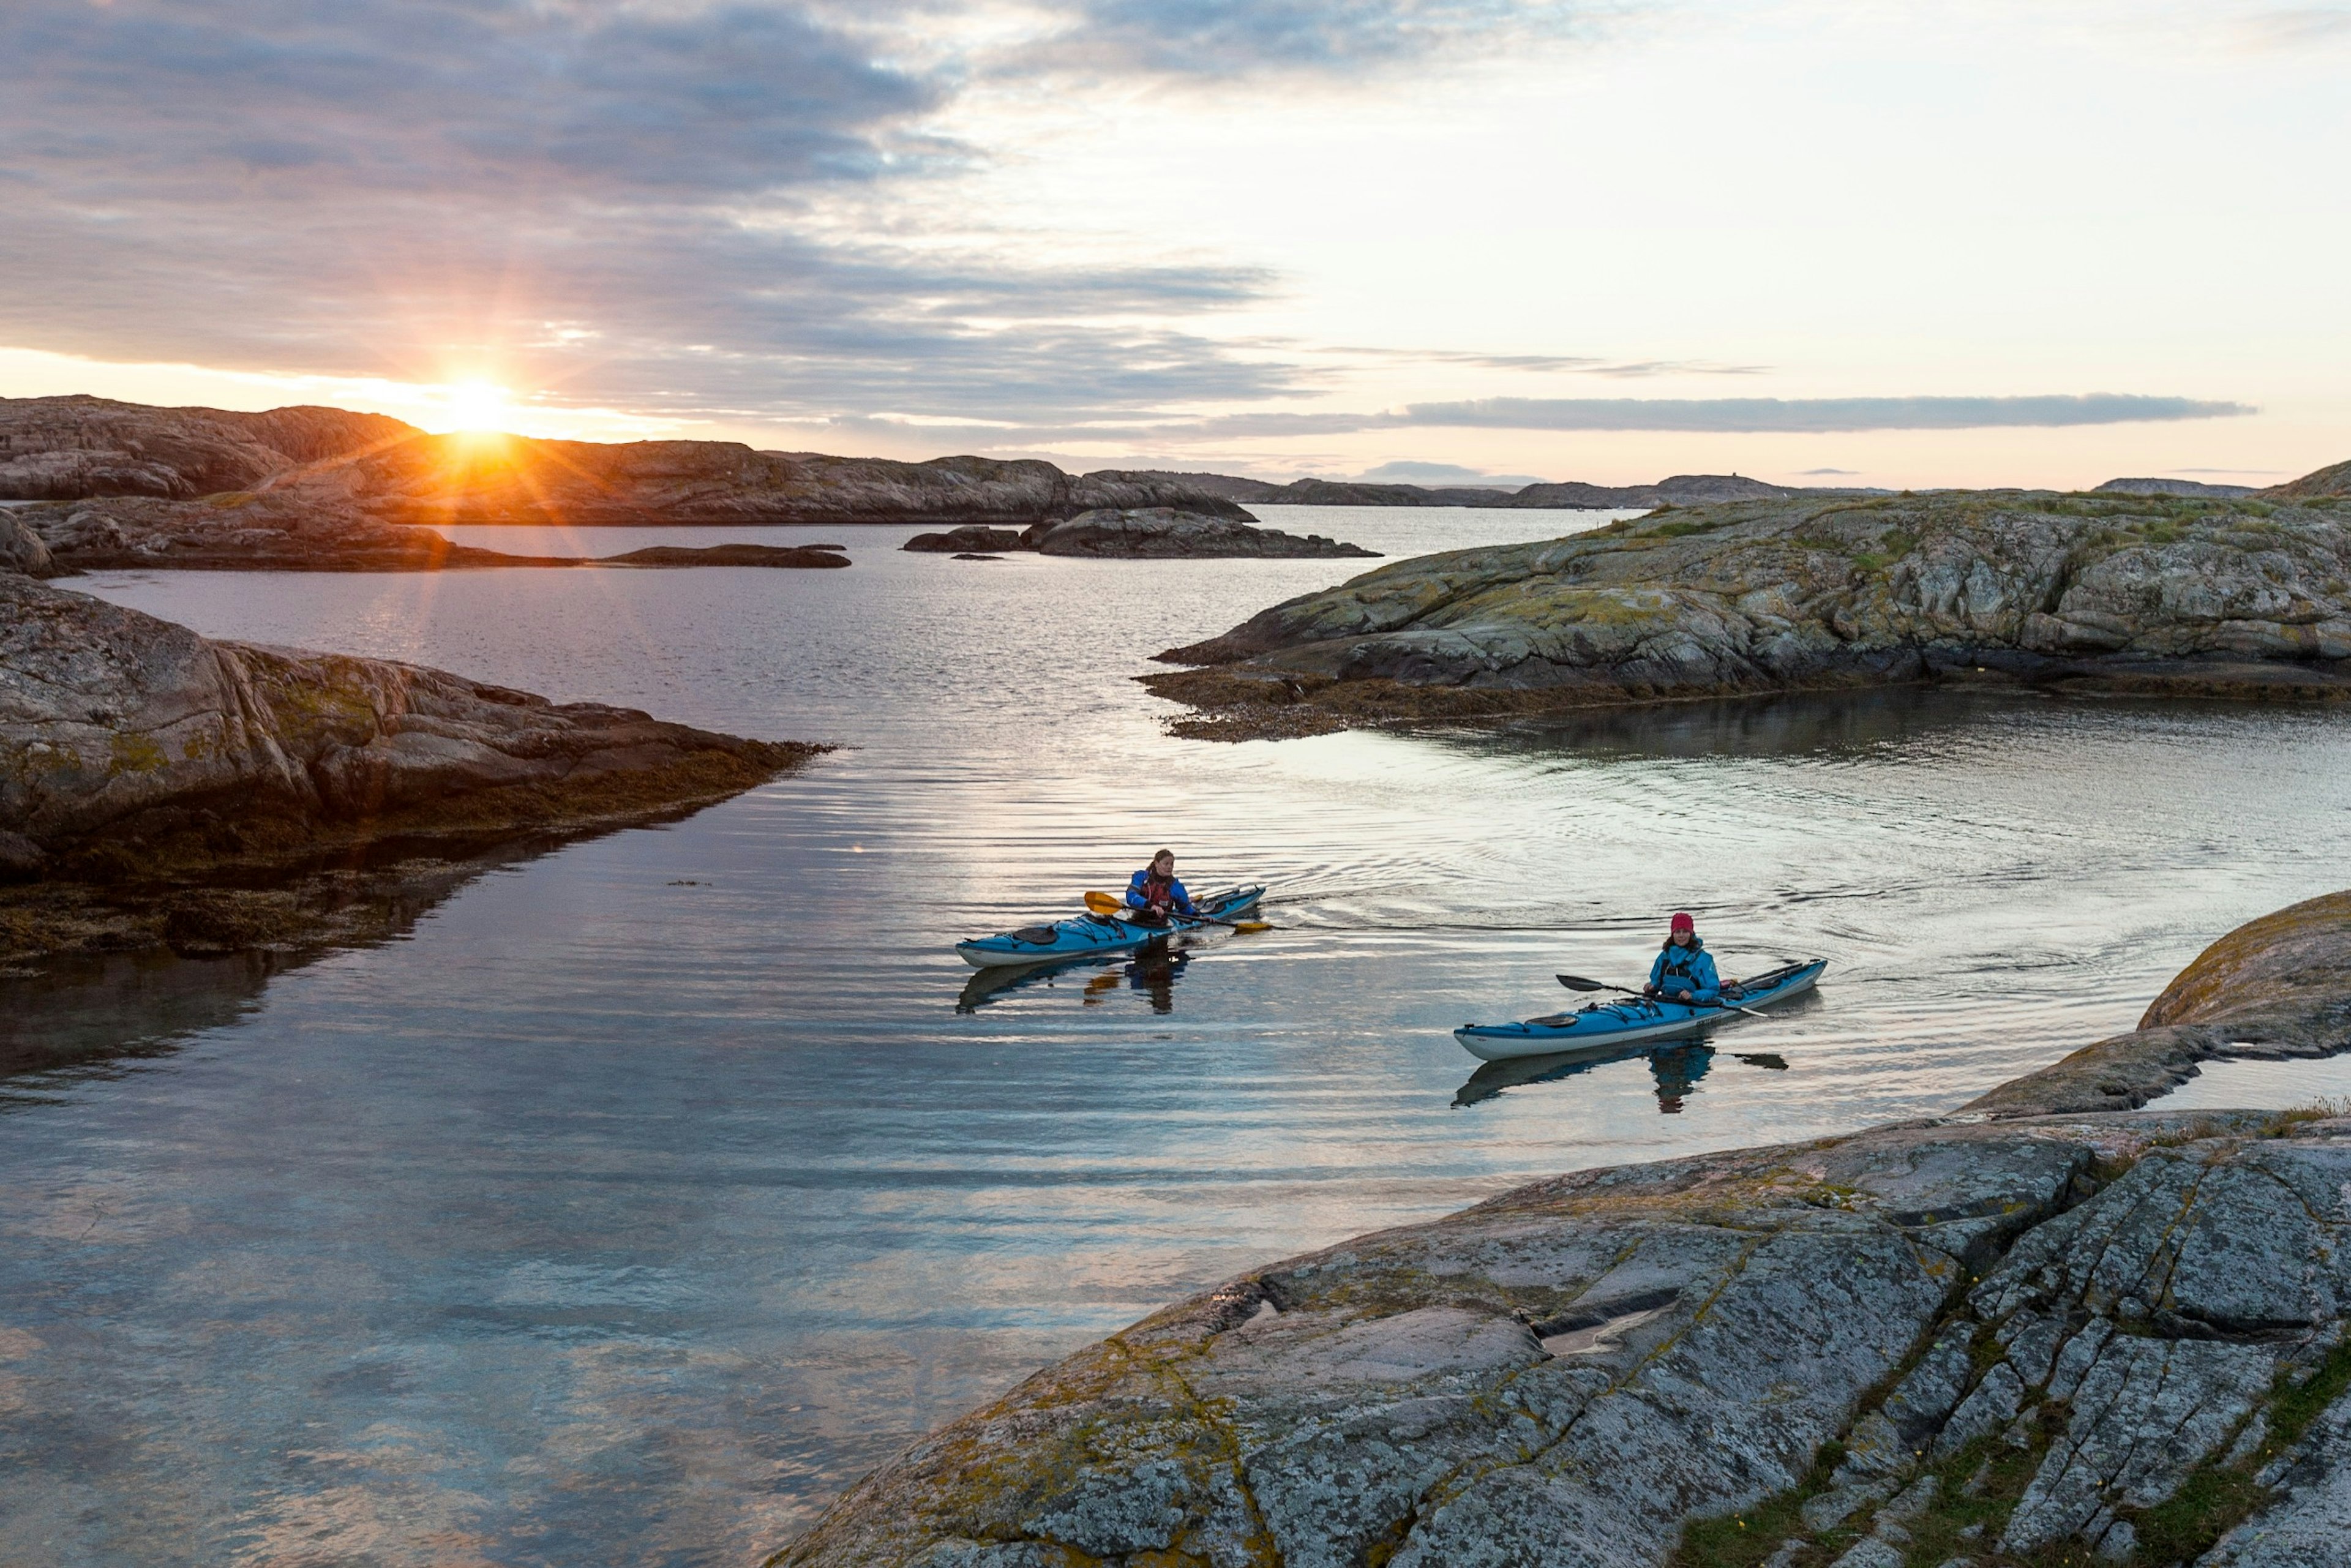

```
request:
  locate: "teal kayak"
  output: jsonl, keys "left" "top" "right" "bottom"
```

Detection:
{"left": 1455, "top": 958, "right": 1826, "bottom": 1061}
{"left": 956, "top": 885, "right": 1266, "bottom": 969}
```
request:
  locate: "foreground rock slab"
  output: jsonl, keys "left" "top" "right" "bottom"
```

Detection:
{"left": 771, "top": 1111, "right": 2351, "bottom": 1568}
{"left": 772, "top": 891, "right": 2351, "bottom": 1568}
{"left": 1142, "top": 481, "right": 2351, "bottom": 739}
{"left": 1, "top": 573, "right": 820, "bottom": 964}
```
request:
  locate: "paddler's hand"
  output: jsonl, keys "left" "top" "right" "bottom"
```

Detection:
{"left": 1674, "top": 988, "right": 1692, "bottom": 1001}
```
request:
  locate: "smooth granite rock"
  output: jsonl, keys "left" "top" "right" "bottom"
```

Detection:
{"left": 1142, "top": 479, "right": 2351, "bottom": 738}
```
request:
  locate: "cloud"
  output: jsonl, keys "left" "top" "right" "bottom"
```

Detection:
{"left": 1353, "top": 460, "right": 1547, "bottom": 486}
{"left": 1796, "top": 467, "right": 1861, "bottom": 475}
{"left": 1027, "top": 0, "right": 1583, "bottom": 76}
{"left": 2241, "top": 8, "right": 2351, "bottom": 47}
{"left": 1172, "top": 393, "right": 2257, "bottom": 438}
{"left": 0, "top": 0, "right": 1329, "bottom": 425}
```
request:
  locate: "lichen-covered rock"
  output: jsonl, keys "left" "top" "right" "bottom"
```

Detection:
{"left": 1024, "top": 508, "right": 1378, "bottom": 560}
{"left": 1143, "top": 490, "right": 2351, "bottom": 738}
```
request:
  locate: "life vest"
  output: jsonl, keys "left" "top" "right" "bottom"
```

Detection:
{"left": 1657, "top": 937, "right": 1709, "bottom": 986}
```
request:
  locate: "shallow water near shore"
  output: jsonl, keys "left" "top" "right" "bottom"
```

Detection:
{"left": 9, "top": 505, "right": 2351, "bottom": 1565}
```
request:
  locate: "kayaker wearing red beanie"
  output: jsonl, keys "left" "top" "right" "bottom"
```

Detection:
{"left": 1644, "top": 912, "right": 1722, "bottom": 1004}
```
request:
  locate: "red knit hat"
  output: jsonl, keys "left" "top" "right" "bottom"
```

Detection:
{"left": 1670, "top": 911, "right": 1695, "bottom": 933}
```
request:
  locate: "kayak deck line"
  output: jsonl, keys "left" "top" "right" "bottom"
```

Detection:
{"left": 1454, "top": 958, "right": 1828, "bottom": 1062}
{"left": 957, "top": 885, "right": 1267, "bottom": 969}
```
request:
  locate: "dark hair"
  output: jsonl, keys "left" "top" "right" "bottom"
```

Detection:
{"left": 1152, "top": 849, "right": 1174, "bottom": 865}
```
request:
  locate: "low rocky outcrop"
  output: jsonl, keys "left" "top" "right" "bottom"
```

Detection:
{"left": 772, "top": 894, "right": 2351, "bottom": 1568}
{"left": 0, "top": 573, "right": 820, "bottom": 964}
{"left": 2260, "top": 459, "right": 2351, "bottom": 502}
{"left": 1027, "top": 508, "right": 1378, "bottom": 559}
{"left": 597, "top": 542, "right": 849, "bottom": 569}
{"left": 902, "top": 509, "right": 1379, "bottom": 559}
{"left": 1962, "top": 888, "right": 2351, "bottom": 1118}
{"left": 1143, "top": 485, "right": 2351, "bottom": 739}
{"left": 2097, "top": 478, "right": 2256, "bottom": 498}
{"left": 1502, "top": 473, "right": 1815, "bottom": 509}
{"left": 904, "top": 526, "right": 1032, "bottom": 553}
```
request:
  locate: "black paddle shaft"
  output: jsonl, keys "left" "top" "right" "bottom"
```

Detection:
{"left": 1554, "top": 972, "right": 1771, "bottom": 1022}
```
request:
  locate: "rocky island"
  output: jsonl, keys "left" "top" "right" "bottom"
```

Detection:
{"left": 905, "top": 508, "right": 1379, "bottom": 560}
{"left": 772, "top": 889, "right": 2351, "bottom": 1568}
{"left": 0, "top": 572, "right": 820, "bottom": 968}
{"left": 1143, "top": 467, "right": 2351, "bottom": 739}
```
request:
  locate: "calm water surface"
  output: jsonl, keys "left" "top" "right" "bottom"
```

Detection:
{"left": 7, "top": 505, "right": 2351, "bottom": 1565}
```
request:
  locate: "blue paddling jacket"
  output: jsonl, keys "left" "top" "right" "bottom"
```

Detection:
{"left": 1648, "top": 937, "right": 1721, "bottom": 1002}
{"left": 1126, "top": 867, "right": 1197, "bottom": 917}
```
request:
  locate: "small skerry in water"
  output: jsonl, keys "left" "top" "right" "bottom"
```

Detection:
{"left": 1454, "top": 958, "right": 1826, "bottom": 1061}
{"left": 956, "top": 885, "right": 1266, "bottom": 969}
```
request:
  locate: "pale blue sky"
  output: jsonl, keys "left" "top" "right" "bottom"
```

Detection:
{"left": 1, "top": 1, "right": 2342, "bottom": 486}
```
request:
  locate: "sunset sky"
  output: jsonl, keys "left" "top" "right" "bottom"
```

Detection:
{"left": 2, "top": 1, "right": 2344, "bottom": 487}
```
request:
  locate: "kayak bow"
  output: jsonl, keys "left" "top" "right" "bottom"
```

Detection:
{"left": 1454, "top": 958, "right": 1826, "bottom": 1062}
{"left": 956, "top": 885, "right": 1267, "bottom": 969}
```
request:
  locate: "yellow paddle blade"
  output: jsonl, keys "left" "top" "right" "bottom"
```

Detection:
{"left": 1231, "top": 921, "right": 1272, "bottom": 934}
{"left": 1082, "top": 890, "right": 1123, "bottom": 914}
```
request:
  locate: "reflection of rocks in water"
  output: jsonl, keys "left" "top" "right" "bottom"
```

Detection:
{"left": 1455, "top": 685, "right": 2043, "bottom": 763}
{"left": 3, "top": 841, "right": 534, "bottom": 1079}
{"left": 0, "top": 948, "right": 279, "bottom": 1081}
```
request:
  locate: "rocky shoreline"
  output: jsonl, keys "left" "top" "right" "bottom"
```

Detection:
{"left": 1142, "top": 475, "right": 2351, "bottom": 740}
{"left": 771, "top": 890, "right": 2351, "bottom": 1568}
{"left": 0, "top": 572, "right": 821, "bottom": 970}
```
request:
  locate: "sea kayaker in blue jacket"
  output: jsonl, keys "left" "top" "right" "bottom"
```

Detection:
{"left": 1125, "top": 849, "right": 1199, "bottom": 926}
{"left": 1644, "top": 912, "right": 1722, "bottom": 1004}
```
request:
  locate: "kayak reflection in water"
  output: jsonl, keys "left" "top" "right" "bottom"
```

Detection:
{"left": 1124, "top": 849, "right": 1200, "bottom": 927}
{"left": 1644, "top": 912, "right": 1724, "bottom": 1005}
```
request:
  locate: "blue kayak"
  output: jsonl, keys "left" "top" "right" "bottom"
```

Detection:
{"left": 956, "top": 885, "right": 1267, "bottom": 969}
{"left": 1455, "top": 958, "right": 1826, "bottom": 1061}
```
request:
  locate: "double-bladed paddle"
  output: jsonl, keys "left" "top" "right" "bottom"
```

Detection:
{"left": 1084, "top": 889, "right": 1272, "bottom": 932}
{"left": 1555, "top": 972, "right": 1772, "bottom": 1021}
